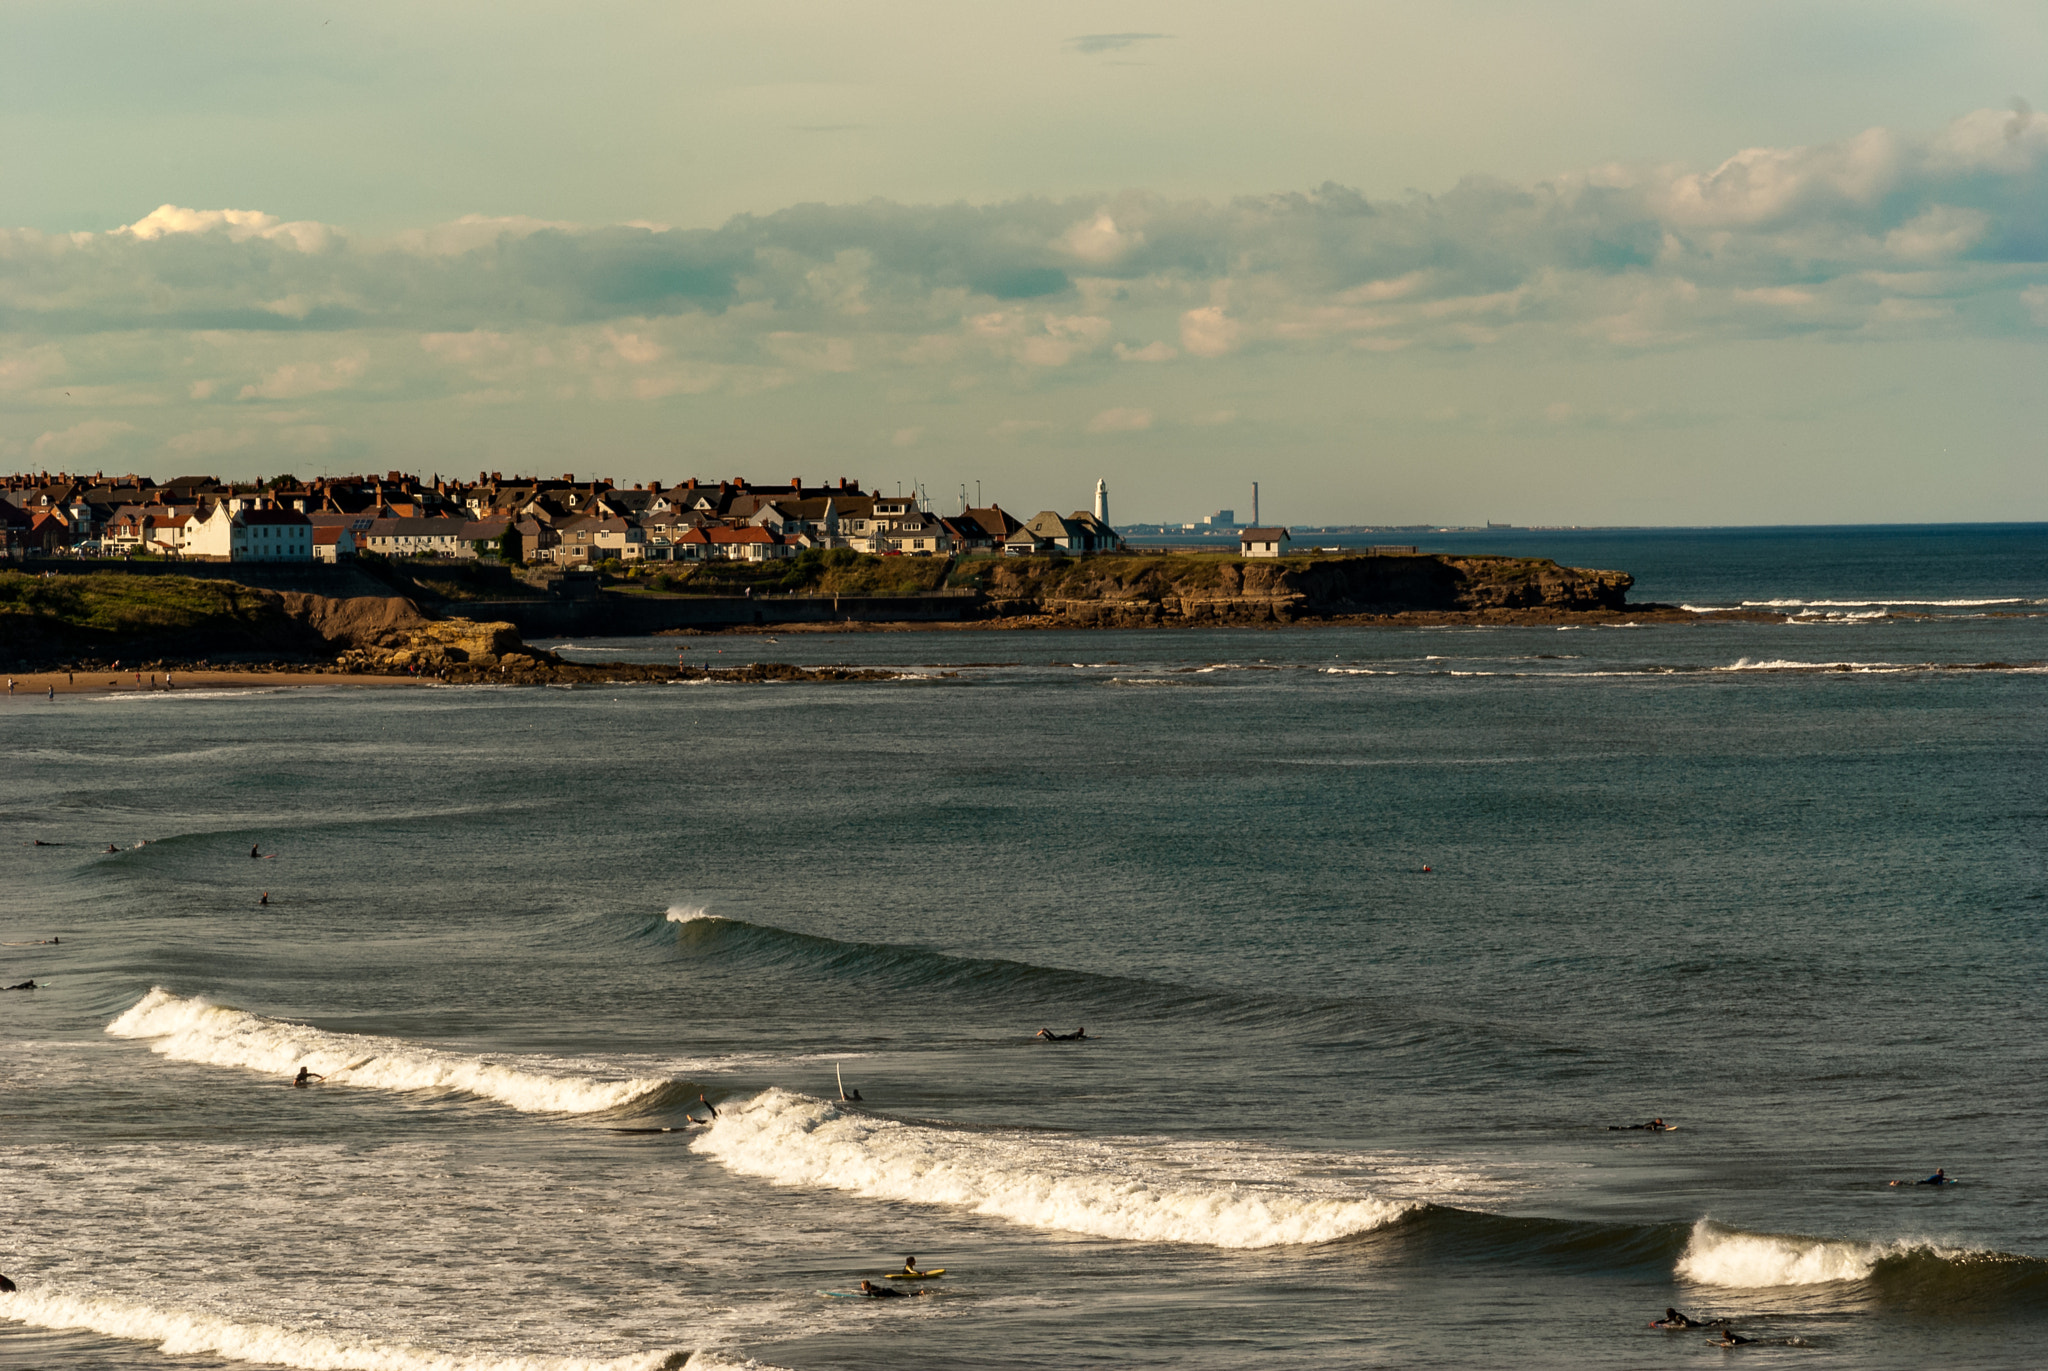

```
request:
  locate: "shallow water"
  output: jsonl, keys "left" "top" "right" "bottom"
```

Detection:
{"left": 4, "top": 527, "right": 2046, "bottom": 1369}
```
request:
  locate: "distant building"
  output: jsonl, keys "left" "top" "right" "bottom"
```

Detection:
{"left": 1240, "top": 527, "right": 1291, "bottom": 558}
{"left": 186, "top": 502, "right": 314, "bottom": 562}
{"left": 312, "top": 526, "right": 357, "bottom": 563}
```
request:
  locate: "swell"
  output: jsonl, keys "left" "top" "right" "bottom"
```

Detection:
{"left": 662, "top": 909, "right": 1553, "bottom": 1066}
{"left": 0, "top": 1287, "right": 722, "bottom": 1371}
{"left": 106, "top": 988, "right": 677, "bottom": 1115}
{"left": 1340, "top": 1212, "right": 2047, "bottom": 1310}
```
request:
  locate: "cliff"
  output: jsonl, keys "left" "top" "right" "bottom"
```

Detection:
{"left": 960, "top": 553, "right": 1634, "bottom": 626}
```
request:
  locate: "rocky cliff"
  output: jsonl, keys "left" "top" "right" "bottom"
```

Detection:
{"left": 963, "top": 553, "right": 1633, "bottom": 626}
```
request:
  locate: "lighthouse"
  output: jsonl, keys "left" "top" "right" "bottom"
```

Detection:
{"left": 1094, "top": 478, "right": 1109, "bottom": 526}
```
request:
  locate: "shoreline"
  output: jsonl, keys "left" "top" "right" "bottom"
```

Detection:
{"left": 2, "top": 608, "right": 1802, "bottom": 693}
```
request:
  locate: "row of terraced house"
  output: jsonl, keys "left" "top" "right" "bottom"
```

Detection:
{"left": 0, "top": 471, "right": 1124, "bottom": 565}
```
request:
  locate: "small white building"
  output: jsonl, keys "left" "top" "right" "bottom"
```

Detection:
{"left": 1240, "top": 527, "right": 1291, "bottom": 558}
{"left": 312, "top": 526, "right": 357, "bottom": 563}
{"left": 186, "top": 502, "right": 315, "bottom": 562}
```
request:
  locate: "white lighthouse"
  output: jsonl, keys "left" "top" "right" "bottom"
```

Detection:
{"left": 1094, "top": 478, "right": 1109, "bottom": 526}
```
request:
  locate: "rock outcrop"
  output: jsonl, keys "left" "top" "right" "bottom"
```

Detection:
{"left": 967, "top": 553, "right": 1633, "bottom": 626}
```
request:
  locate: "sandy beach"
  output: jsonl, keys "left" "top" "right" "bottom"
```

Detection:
{"left": 0, "top": 669, "right": 425, "bottom": 698}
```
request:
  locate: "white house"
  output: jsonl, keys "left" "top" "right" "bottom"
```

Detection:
{"left": 1240, "top": 527, "right": 1291, "bottom": 558}
{"left": 312, "top": 526, "right": 357, "bottom": 563}
{"left": 186, "top": 503, "right": 315, "bottom": 562}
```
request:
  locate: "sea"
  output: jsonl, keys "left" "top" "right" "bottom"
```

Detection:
{"left": 3, "top": 522, "right": 2045, "bottom": 1371}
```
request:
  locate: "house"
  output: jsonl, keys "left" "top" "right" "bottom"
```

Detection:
{"left": 359, "top": 517, "right": 469, "bottom": 558}
{"left": 312, "top": 526, "right": 357, "bottom": 563}
{"left": 1240, "top": 527, "right": 1291, "bottom": 558}
{"left": 185, "top": 503, "right": 315, "bottom": 561}
{"left": 1005, "top": 511, "right": 1088, "bottom": 555}
{"left": 554, "top": 514, "right": 645, "bottom": 565}
{"left": 706, "top": 525, "right": 791, "bottom": 562}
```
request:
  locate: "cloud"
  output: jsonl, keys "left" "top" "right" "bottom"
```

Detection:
{"left": 237, "top": 355, "right": 366, "bottom": 400}
{"left": 31, "top": 418, "right": 135, "bottom": 459}
{"left": 1086, "top": 406, "right": 1153, "bottom": 433}
{"left": 118, "top": 204, "right": 331, "bottom": 252}
{"left": 1115, "top": 341, "right": 1177, "bottom": 361}
{"left": 1065, "top": 33, "right": 1173, "bottom": 55}
{"left": 1058, "top": 212, "right": 1143, "bottom": 266}
{"left": 1180, "top": 306, "right": 1240, "bottom": 357}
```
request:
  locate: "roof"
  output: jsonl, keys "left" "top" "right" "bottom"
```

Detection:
{"left": 312, "top": 526, "right": 352, "bottom": 545}
{"left": 1239, "top": 527, "right": 1291, "bottom": 540}
{"left": 238, "top": 508, "right": 312, "bottom": 527}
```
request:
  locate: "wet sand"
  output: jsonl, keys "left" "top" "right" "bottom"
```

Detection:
{"left": 0, "top": 669, "right": 425, "bottom": 698}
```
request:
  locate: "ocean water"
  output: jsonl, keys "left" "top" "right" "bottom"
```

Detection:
{"left": 4, "top": 525, "right": 2046, "bottom": 1370}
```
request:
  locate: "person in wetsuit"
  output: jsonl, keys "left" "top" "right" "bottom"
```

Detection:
{"left": 1035, "top": 1027, "right": 1086, "bottom": 1041}
{"left": 293, "top": 1066, "right": 324, "bottom": 1088}
{"left": 857, "top": 1280, "right": 922, "bottom": 1298}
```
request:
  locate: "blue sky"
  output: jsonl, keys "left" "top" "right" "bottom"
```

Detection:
{"left": 3, "top": 1, "right": 2044, "bottom": 524}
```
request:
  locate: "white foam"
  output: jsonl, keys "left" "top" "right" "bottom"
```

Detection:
{"left": 1743, "top": 597, "right": 2023, "bottom": 608}
{"left": 0, "top": 1288, "right": 706, "bottom": 1371}
{"left": 1674, "top": 1219, "right": 1955, "bottom": 1288}
{"left": 665, "top": 904, "right": 717, "bottom": 924}
{"left": 105, "top": 988, "right": 667, "bottom": 1114}
{"left": 691, "top": 1089, "right": 1415, "bottom": 1248}
{"left": 1714, "top": 657, "right": 1905, "bottom": 672}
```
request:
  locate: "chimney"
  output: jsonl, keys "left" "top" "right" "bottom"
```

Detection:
{"left": 1252, "top": 481, "right": 1259, "bottom": 527}
{"left": 649, "top": 480, "right": 662, "bottom": 494}
{"left": 791, "top": 476, "right": 801, "bottom": 490}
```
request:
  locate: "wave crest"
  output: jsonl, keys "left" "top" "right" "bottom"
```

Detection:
{"left": 106, "top": 988, "right": 669, "bottom": 1115}
{"left": 690, "top": 1089, "right": 1414, "bottom": 1248}
{"left": 0, "top": 1288, "right": 704, "bottom": 1371}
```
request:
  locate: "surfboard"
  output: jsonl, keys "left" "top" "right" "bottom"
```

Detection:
{"left": 885, "top": 1269, "right": 945, "bottom": 1280}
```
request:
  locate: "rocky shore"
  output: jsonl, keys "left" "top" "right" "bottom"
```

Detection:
{"left": 1, "top": 552, "right": 1733, "bottom": 684}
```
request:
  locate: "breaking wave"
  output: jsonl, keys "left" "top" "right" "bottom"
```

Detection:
{"left": 1676, "top": 1220, "right": 2048, "bottom": 1309}
{"left": 691, "top": 1089, "right": 1415, "bottom": 1248}
{"left": 106, "top": 988, "right": 671, "bottom": 1114}
{"left": 0, "top": 1288, "right": 713, "bottom": 1371}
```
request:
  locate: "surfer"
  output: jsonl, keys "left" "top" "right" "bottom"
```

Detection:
{"left": 4, "top": 980, "right": 37, "bottom": 991}
{"left": 856, "top": 1280, "right": 922, "bottom": 1299}
{"left": 1893, "top": 1168, "right": 1948, "bottom": 1186}
{"left": 293, "top": 1066, "right": 324, "bottom": 1088}
{"left": 698, "top": 1093, "right": 719, "bottom": 1119}
{"left": 1035, "top": 1027, "right": 1087, "bottom": 1041}
{"left": 251, "top": 844, "right": 261, "bottom": 859}
{"left": 901, "top": 1256, "right": 921, "bottom": 1275}
{"left": 1651, "top": 1308, "right": 1727, "bottom": 1329}
{"left": 1610, "top": 1117, "right": 1669, "bottom": 1131}
{"left": 1707, "top": 1331, "right": 1756, "bottom": 1347}
{"left": 259, "top": 892, "right": 269, "bottom": 906}
{"left": 0, "top": 1273, "right": 15, "bottom": 1292}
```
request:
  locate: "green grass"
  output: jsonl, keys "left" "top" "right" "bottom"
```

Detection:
{"left": 0, "top": 571, "right": 281, "bottom": 634}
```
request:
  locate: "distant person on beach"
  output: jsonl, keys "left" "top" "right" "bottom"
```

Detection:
{"left": 293, "top": 1066, "right": 323, "bottom": 1088}
{"left": 1036, "top": 1027, "right": 1087, "bottom": 1041}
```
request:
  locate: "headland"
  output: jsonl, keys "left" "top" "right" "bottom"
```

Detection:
{"left": 0, "top": 549, "right": 1747, "bottom": 688}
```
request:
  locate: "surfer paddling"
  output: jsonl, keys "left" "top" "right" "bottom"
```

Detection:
{"left": 1035, "top": 1026, "right": 1087, "bottom": 1041}
{"left": 293, "top": 1066, "right": 324, "bottom": 1088}
{"left": 1651, "top": 1308, "right": 1728, "bottom": 1330}
{"left": 1892, "top": 1168, "right": 1949, "bottom": 1186}
{"left": 856, "top": 1280, "right": 925, "bottom": 1298}
{"left": 1610, "top": 1117, "right": 1671, "bottom": 1131}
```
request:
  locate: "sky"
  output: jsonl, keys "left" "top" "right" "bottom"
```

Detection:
{"left": 2, "top": 0, "right": 2045, "bottom": 526}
